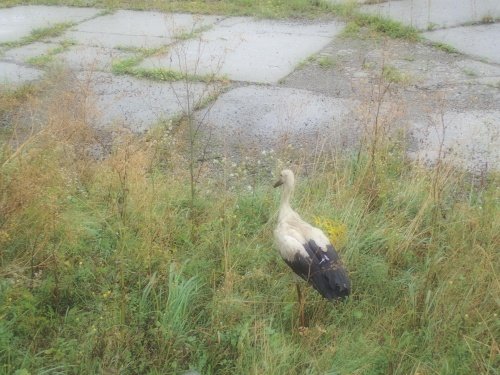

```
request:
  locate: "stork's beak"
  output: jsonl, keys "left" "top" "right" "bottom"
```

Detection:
{"left": 273, "top": 179, "right": 283, "bottom": 188}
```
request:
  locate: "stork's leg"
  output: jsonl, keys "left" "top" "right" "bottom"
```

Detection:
{"left": 296, "top": 283, "right": 305, "bottom": 328}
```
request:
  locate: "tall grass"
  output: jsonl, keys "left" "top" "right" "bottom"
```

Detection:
{"left": 0, "top": 76, "right": 498, "bottom": 374}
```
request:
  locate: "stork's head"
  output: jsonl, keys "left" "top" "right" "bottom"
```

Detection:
{"left": 273, "top": 169, "right": 295, "bottom": 189}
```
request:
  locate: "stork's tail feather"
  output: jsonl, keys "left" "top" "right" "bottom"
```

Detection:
{"left": 313, "top": 268, "right": 350, "bottom": 301}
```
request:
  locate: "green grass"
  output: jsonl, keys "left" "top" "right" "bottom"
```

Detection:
{"left": 317, "top": 56, "right": 336, "bottom": 69}
{"left": 0, "top": 0, "right": 336, "bottom": 18}
{"left": 382, "top": 65, "right": 412, "bottom": 84}
{"left": 351, "top": 13, "right": 420, "bottom": 41}
{"left": 25, "top": 41, "right": 74, "bottom": 67}
{"left": 0, "top": 22, "right": 74, "bottom": 48}
{"left": 111, "top": 46, "right": 225, "bottom": 83}
{"left": 0, "top": 81, "right": 498, "bottom": 374}
{"left": 2, "top": 1, "right": 421, "bottom": 42}
{"left": 112, "top": 56, "right": 222, "bottom": 83}
{"left": 297, "top": 54, "right": 336, "bottom": 70}
{"left": 432, "top": 42, "right": 459, "bottom": 54}
{"left": 462, "top": 68, "right": 478, "bottom": 78}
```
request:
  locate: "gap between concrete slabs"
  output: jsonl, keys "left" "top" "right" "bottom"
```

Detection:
{"left": 140, "top": 18, "right": 345, "bottom": 84}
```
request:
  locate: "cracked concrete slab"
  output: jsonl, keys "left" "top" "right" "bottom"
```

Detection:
{"left": 1, "top": 6, "right": 498, "bottom": 170}
{"left": 424, "top": 23, "right": 500, "bottom": 64}
{"left": 410, "top": 110, "right": 500, "bottom": 170}
{"left": 140, "top": 18, "right": 344, "bottom": 83}
{"left": 0, "top": 61, "right": 42, "bottom": 85}
{"left": 282, "top": 35, "right": 500, "bottom": 170}
{"left": 63, "top": 10, "right": 221, "bottom": 48}
{"left": 57, "top": 45, "right": 133, "bottom": 71}
{"left": 361, "top": 0, "right": 500, "bottom": 30}
{"left": 2, "top": 41, "right": 58, "bottom": 64}
{"left": 75, "top": 71, "right": 216, "bottom": 132}
{"left": 196, "top": 85, "right": 356, "bottom": 148}
{"left": 0, "top": 6, "right": 99, "bottom": 43}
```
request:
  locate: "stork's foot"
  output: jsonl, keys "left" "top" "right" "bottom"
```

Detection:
{"left": 298, "top": 326, "right": 308, "bottom": 336}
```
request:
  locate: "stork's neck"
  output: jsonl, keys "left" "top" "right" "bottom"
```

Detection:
{"left": 278, "top": 183, "right": 294, "bottom": 222}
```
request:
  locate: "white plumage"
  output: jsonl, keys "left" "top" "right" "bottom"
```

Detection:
{"left": 273, "top": 169, "right": 350, "bottom": 301}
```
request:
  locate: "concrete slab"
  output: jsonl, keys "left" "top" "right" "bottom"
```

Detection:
{"left": 63, "top": 11, "right": 220, "bottom": 48}
{"left": 75, "top": 71, "right": 214, "bottom": 131}
{"left": 0, "top": 6, "right": 99, "bottom": 43}
{"left": 410, "top": 110, "right": 500, "bottom": 170}
{"left": 140, "top": 18, "right": 344, "bottom": 83}
{"left": 0, "top": 61, "right": 42, "bottom": 84}
{"left": 361, "top": 0, "right": 500, "bottom": 30}
{"left": 424, "top": 24, "right": 500, "bottom": 64}
{"left": 2, "top": 42, "right": 57, "bottom": 63}
{"left": 196, "top": 85, "right": 355, "bottom": 146}
{"left": 57, "top": 45, "right": 133, "bottom": 71}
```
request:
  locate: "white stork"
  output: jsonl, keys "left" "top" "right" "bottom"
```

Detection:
{"left": 273, "top": 169, "right": 350, "bottom": 325}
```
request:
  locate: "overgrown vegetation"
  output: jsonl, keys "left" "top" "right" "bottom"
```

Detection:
{"left": 0, "top": 0, "right": 334, "bottom": 18}
{"left": 2, "top": 0, "right": 421, "bottom": 42}
{"left": 0, "top": 72, "right": 498, "bottom": 374}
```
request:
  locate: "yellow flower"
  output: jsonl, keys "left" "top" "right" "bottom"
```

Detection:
{"left": 314, "top": 216, "right": 347, "bottom": 248}
{"left": 0, "top": 230, "right": 10, "bottom": 245}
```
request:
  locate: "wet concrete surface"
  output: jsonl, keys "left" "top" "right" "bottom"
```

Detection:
{"left": 58, "top": 45, "right": 132, "bottom": 71}
{"left": 0, "top": 6, "right": 99, "bottom": 43}
{"left": 74, "top": 71, "right": 217, "bottom": 132}
{"left": 283, "top": 35, "right": 500, "bottom": 170}
{"left": 409, "top": 110, "right": 500, "bottom": 169}
{"left": 196, "top": 85, "right": 356, "bottom": 148}
{"left": 2, "top": 41, "right": 57, "bottom": 64}
{"left": 0, "top": 5, "right": 499, "bottom": 170}
{"left": 0, "top": 61, "right": 42, "bottom": 84}
{"left": 64, "top": 11, "right": 221, "bottom": 48}
{"left": 424, "top": 23, "right": 500, "bottom": 64}
{"left": 361, "top": 0, "right": 500, "bottom": 30}
{"left": 140, "top": 18, "right": 344, "bottom": 83}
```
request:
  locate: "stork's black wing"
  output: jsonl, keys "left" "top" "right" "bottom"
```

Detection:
{"left": 283, "top": 240, "right": 350, "bottom": 300}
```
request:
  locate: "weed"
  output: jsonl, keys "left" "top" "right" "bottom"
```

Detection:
{"left": 382, "top": 65, "right": 411, "bottom": 84}
{"left": 25, "top": 42, "right": 72, "bottom": 67}
{"left": 481, "top": 15, "right": 494, "bottom": 24}
{"left": 111, "top": 56, "right": 143, "bottom": 75}
{"left": 317, "top": 56, "right": 336, "bottom": 69}
{"left": 432, "top": 42, "right": 459, "bottom": 54}
{"left": 341, "top": 21, "right": 361, "bottom": 37}
{"left": 355, "top": 13, "right": 420, "bottom": 41}
{"left": 1, "top": 22, "right": 74, "bottom": 48}
{"left": 295, "top": 55, "right": 317, "bottom": 70}
{"left": 427, "top": 22, "right": 439, "bottom": 31}
{"left": 2, "top": 1, "right": 421, "bottom": 42}
{"left": 174, "top": 25, "right": 213, "bottom": 42}
{"left": 111, "top": 47, "right": 221, "bottom": 82}
{"left": 26, "top": 53, "right": 54, "bottom": 67}
{"left": 0, "top": 69, "right": 498, "bottom": 374}
{"left": 462, "top": 68, "right": 478, "bottom": 78}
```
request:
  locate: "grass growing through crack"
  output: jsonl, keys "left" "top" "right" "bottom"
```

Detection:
{"left": 0, "top": 75, "right": 499, "bottom": 375}
{"left": 2, "top": 1, "right": 420, "bottom": 42}
{"left": 25, "top": 41, "right": 76, "bottom": 67}
{"left": 0, "top": 0, "right": 336, "bottom": 18}
{"left": 317, "top": 56, "right": 336, "bottom": 69}
{"left": 432, "top": 42, "right": 459, "bottom": 54}
{"left": 0, "top": 22, "right": 74, "bottom": 48}
{"left": 112, "top": 46, "right": 225, "bottom": 83}
{"left": 112, "top": 57, "right": 222, "bottom": 83}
